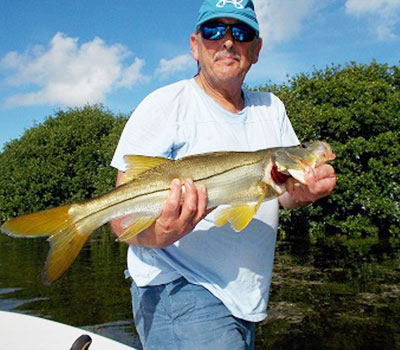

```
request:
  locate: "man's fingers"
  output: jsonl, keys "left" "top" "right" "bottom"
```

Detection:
{"left": 180, "top": 178, "right": 198, "bottom": 223}
{"left": 157, "top": 178, "right": 209, "bottom": 238}
{"left": 305, "top": 165, "right": 337, "bottom": 195}
{"left": 162, "top": 178, "right": 182, "bottom": 219}
{"left": 193, "top": 183, "right": 208, "bottom": 223}
{"left": 286, "top": 164, "right": 337, "bottom": 203}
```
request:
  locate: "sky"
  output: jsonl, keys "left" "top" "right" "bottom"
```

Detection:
{"left": 0, "top": 0, "right": 399, "bottom": 150}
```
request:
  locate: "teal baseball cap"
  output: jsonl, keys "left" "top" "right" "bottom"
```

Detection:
{"left": 196, "top": 0, "right": 259, "bottom": 33}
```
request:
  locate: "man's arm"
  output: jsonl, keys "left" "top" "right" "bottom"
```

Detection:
{"left": 110, "top": 170, "right": 209, "bottom": 248}
{"left": 278, "top": 164, "right": 337, "bottom": 209}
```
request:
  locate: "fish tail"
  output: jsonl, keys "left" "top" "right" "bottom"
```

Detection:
{"left": 1, "top": 205, "right": 93, "bottom": 284}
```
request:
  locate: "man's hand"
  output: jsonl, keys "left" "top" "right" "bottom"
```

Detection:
{"left": 144, "top": 178, "right": 209, "bottom": 247}
{"left": 279, "top": 164, "right": 337, "bottom": 209}
{"left": 115, "top": 178, "right": 210, "bottom": 248}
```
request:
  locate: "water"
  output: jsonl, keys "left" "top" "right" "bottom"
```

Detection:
{"left": 0, "top": 228, "right": 399, "bottom": 349}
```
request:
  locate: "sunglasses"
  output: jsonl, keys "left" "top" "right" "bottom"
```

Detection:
{"left": 199, "top": 22, "right": 258, "bottom": 42}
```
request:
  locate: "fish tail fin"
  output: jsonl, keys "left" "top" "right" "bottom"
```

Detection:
{"left": 1, "top": 205, "right": 73, "bottom": 238}
{"left": 43, "top": 222, "right": 90, "bottom": 285}
{"left": 1, "top": 205, "right": 93, "bottom": 284}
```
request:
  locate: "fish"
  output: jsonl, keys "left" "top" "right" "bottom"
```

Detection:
{"left": 0, "top": 141, "right": 335, "bottom": 284}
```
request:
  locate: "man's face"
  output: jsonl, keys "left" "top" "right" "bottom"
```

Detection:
{"left": 191, "top": 18, "right": 262, "bottom": 86}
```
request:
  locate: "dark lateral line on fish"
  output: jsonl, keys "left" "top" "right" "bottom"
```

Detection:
{"left": 74, "top": 158, "right": 264, "bottom": 224}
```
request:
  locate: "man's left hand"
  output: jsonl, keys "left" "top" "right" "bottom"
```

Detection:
{"left": 281, "top": 164, "right": 337, "bottom": 208}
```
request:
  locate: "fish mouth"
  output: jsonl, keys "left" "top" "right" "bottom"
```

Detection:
{"left": 262, "top": 159, "right": 288, "bottom": 195}
{"left": 271, "top": 165, "right": 290, "bottom": 185}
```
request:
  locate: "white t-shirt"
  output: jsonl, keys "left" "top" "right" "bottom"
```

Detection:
{"left": 111, "top": 78, "right": 299, "bottom": 322}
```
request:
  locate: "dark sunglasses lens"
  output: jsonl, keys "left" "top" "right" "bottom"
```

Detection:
{"left": 232, "top": 24, "right": 256, "bottom": 42}
{"left": 201, "top": 23, "right": 226, "bottom": 40}
{"left": 201, "top": 22, "right": 257, "bottom": 42}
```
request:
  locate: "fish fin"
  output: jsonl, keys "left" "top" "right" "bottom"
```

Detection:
{"left": 117, "top": 217, "right": 157, "bottom": 242}
{"left": 215, "top": 209, "right": 229, "bottom": 227}
{"left": 215, "top": 205, "right": 257, "bottom": 232}
{"left": 122, "top": 155, "right": 172, "bottom": 184}
{"left": 215, "top": 195, "right": 265, "bottom": 232}
{"left": 1, "top": 205, "right": 94, "bottom": 285}
{"left": 120, "top": 215, "right": 136, "bottom": 229}
{"left": 1, "top": 205, "right": 73, "bottom": 237}
{"left": 43, "top": 225, "right": 90, "bottom": 285}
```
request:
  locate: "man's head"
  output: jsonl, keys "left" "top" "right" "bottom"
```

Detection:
{"left": 191, "top": 0, "right": 262, "bottom": 87}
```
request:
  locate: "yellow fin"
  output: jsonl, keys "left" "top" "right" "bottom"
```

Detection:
{"left": 215, "top": 205, "right": 257, "bottom": 232}
{"left": 215, "top": 209, "right": 229, "bottom": 227}
{"left": 0, "top": 205, "right": 92, "bottom": 285}
{"left": 215, "top": 194, "right": 265, "bottom": 232}
{"left": 122, "top": 155, "right": 171, "bottom": 184}
{"left": 44, "top": 226, "right": 90, "bottom": 285}
{"left": 117, "top": 217, "right": 156, "bottom": 242}
{"left": 1, "top": 205, "right": 73, "bottom": 237}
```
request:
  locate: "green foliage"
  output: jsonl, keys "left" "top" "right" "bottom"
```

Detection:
{"left": 0, "top": 105, "right": 128, "bottom": 221}
{"left": 260, "top": 61, "right": 400, "bottom": 239}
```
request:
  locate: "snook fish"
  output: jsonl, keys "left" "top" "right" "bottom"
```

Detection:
{"left": 1, "top": 141, "right": 335, "bottom": 284}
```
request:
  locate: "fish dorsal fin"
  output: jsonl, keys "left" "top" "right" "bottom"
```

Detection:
{"left": 215, "top": 194, "right": 265, "bottom": 232}
{"left": 117, "top": 217, "right": 157, "bottom": 242}
{"left": 122, "top": 155, "right": 171, "bottom": 184}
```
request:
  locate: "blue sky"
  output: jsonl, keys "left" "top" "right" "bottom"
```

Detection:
{"left": 1, "top": 0, "right": 399, "bottom": 149}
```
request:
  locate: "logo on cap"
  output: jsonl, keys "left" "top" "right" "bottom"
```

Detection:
{"left": 216, "top": 0, "right": 245, "bottom": 9}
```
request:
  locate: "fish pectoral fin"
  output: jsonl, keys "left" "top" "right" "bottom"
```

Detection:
{"left": 215, "top": 195, "right": 265, "bottom": 232}
{"left": 117, "top": 217, "right": 157, "bottom": 242}
{"left": 122, "top": 155, "right": 172, "bottom": 184}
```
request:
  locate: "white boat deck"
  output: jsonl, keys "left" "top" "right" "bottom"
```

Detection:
{"left": 0, "top": 311, "right": 136, "bottom": 349}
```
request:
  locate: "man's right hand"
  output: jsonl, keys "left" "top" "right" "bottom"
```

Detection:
{"left": 111, "top": 176, "right": 210, "bottom": 248}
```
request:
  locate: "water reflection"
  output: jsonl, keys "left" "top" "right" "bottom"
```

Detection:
{"left": 259, "top": 237, "right": 400, "bottom": 350}
{"left": 0, "top": 227, "right": 140, "bottom": 348}
{"left": 0, "top": 227, "right": 399, "bottom": 349}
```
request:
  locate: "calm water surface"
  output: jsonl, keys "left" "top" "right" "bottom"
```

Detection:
{"left": 0, "top": 227, "right": 399, "bottom": 349}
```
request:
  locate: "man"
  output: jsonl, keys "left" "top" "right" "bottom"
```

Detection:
{"left": 111, "top": 0, "right": 336, "bottom": 349}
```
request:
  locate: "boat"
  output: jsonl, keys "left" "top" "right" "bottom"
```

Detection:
{"left": 0, "top": 310, "right": 137, "bottom": 349}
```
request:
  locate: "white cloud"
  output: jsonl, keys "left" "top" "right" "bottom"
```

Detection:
{"left": 345, "top": 0, "right": 400, "bottom": 40}
{"left": 0, "top": 33, "right": 148, "bottom": 107}
{"left": 116, "top": 58, "right": 148, "bottom": 88}
{"left": 345, "top": 0, "right": 400, "bottom": 14}
{"left": 155, "top": 53, "right": 195, "bottom": 79}
{"left": 253, "top": 0, "right": 319, "bottom": 49}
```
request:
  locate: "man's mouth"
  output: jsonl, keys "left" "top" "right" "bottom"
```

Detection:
{"left": 214, "top": 51, "right": 240, "bottom": 62}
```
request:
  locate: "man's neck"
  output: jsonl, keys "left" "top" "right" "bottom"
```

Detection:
{"left": 195, "top": 75, "right": 244, "bottom": 114}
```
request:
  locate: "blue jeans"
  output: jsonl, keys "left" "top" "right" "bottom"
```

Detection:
{"left": 131, "top": 276, "right": 255, "bottom": 350}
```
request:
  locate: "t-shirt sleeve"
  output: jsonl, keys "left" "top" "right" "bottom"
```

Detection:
{"left": 111, "top": 93, "right": 177, "bottom": 171}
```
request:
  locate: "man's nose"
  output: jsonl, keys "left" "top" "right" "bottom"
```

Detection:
{"left": 222, "top": 30, "right": 235, "bottom": 50}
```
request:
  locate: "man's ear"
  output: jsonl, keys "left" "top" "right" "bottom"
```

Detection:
{"left": 252, "top": 37, "right": 262, "bottom": 64}
{"left": 190, "top": 33, "right": 200, "bottom": 61}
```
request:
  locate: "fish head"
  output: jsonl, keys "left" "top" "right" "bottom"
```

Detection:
{"left": 264, "top": 141, "right": 335, "bottom": 188}
{"left": 300, "top": 141, "right": 336, "bottom": 167}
